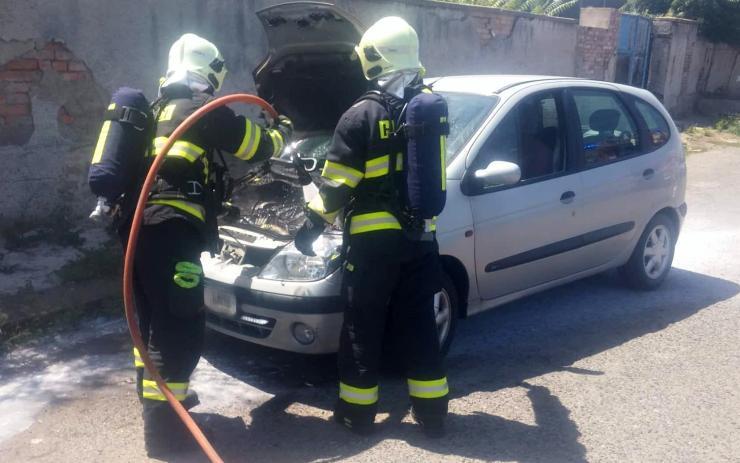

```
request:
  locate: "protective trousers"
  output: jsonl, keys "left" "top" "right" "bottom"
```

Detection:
{"left": 129, "top": 219, "right": 205, "bottom": 451}
{"left": 336, "top": 229, "right": 449, "bottom": 427}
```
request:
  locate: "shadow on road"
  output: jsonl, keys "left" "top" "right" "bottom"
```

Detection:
{"left": 196, "top": 267, "right": 738, "bottom": 462}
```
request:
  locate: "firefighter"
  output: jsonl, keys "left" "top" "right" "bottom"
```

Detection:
{"left": 128, "top": 33, "right": 292, "bottom": 457}
{"left": 295, "top": 17, "right": 449, "bottom": 437}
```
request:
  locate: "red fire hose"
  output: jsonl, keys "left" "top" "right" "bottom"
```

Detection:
{"left": 123, "top": 94, "right": 279, "bottom": 463}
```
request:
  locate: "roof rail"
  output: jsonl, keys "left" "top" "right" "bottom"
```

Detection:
{"left": 495, "top": 76, "right": 586, "bottom": 93}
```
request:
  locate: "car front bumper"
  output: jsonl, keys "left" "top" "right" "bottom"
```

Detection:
{"left": 202, "top": 254, "right": 344, "bottom": 354}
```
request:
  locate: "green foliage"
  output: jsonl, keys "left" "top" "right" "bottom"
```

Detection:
{"left": 624, "top": 0, "right": 672, "bottom": 13}
{"left": 714, "top": 113, "right": 740, "bottom": 136}
{"left": 624, "top": 0, "right": 740, "bottom": 45}
{"left": 440, "top": 0, "right": 583, "bottom": 17}
{"left": 549, "top": 0, "right": 582, "bottom": 15}
{"left": 442, "top": 0, "right": 739, "bottom": 44}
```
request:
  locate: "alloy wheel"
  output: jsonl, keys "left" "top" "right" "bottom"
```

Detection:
{"left": 643, "top": 224, "right": 671, "bottom": 279}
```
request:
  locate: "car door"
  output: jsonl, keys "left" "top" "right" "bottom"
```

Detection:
{"left": 565, "top": 87, "right": 658, "bottom": 269}
{"left": 465, "top": 89, "right": 585, "bottom": 300}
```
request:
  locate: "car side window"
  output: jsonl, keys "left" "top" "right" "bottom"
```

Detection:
{"left": 475, "top": 91, "right": 566, "bottom": 182}
{"left": 634, "top": 99, "right": 671, "bottom": 149}
{"left": 572, "top": 89, "right": 640, "bottom": 166}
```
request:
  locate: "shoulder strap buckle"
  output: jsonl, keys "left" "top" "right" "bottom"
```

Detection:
{"left": 105, "top": 106, "right": 149, "bottom": 131}
{"left": 120, "top": 106, "right": 149, "bottom": 131}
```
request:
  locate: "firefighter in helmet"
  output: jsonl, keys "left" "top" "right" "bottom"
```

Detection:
{"left": 127, "top": 33, "right": 292, "bottom": 457}
{"left": 295, "top": 17, "right": 449, "bottom": 437}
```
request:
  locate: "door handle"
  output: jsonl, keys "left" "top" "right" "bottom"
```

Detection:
{"left": 560, "top": 191, "right": 575, "bottom": 204}
{"left": 643, "top": 168, "right": 655, "bottom": 179}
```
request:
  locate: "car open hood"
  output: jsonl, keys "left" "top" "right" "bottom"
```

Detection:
{"left": 221, "top": 158, "right": 313, "bottom": 239}
{"left": 254, "top": 2, "right": 368, "bottom": 133}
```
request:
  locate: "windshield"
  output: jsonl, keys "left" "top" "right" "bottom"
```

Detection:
{"left": 438, "top": 92, "right": 498, "bottom": 163}
{"left": 286, "top": 93, "right": 497, "bottom": 168}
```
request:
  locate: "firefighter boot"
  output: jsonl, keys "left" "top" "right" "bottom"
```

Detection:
{"left": 143, "top": 404, "right": 200, "bottom": 459}
{"left": 333, "top": 399, "right": 375, "bottom": 436}
{"left": 412, "top": 411, "right": 446, "bottom": 439}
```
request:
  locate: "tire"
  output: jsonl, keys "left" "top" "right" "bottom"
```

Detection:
{"left": 620, "top": 213, "right": 676, "bottom": 290}
{"left": 381, "top": 271, "right": 460, "bottom": 373}
{"left": 437, "top": 272, "right": 459, "bottom": 356}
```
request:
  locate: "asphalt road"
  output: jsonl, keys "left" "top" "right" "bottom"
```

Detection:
{"left": 1, "top": 146, "right": 739, "bottom": 463}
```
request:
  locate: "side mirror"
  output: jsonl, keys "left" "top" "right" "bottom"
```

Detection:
{"left": 474, "top": 161, "right": 521, "bottom": 188}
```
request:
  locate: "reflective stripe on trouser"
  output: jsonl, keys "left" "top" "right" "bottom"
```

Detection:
{"left": 339, "top": 382, "right": 379, "bottom": 406}
{"left": 337, "top": 232, "right": 447, "bottom": 424}
{"left": 408, "top": 377, "right": 449, "bottom": 399}
{"left": 142, "top": 379, "right": 189, "bottom": 401}
{"left": 147, "top": 199, "right": 206, "bottom": 222}
{"left": 134, "top": 347, "right": 145, "bottom": 401}
{"left": 131, "top": 221, "right": 205, "bottom": 447}
{"left": 349, "top": 211, "right": 402, "bottom": 235}
{"left": 133, "top": 347, "right": 145, "bottom": 368}
{"left": 152, "top": 137, "right": 205, "bottom": 163}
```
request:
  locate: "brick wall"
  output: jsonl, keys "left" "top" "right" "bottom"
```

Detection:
{"left": 0, "top": 41, "right": 93, "bottom": 146}
{"left": 575, "top": 8, "right": 620, "bottom": 81}
{"left": 472, "top": 12, "right": 517, "bottom": 45}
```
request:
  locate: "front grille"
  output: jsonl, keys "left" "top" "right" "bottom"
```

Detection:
{"left": 206, "top": 312, "right": 276, "bottom": 339}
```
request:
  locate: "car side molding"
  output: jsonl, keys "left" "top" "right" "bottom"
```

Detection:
{"left": 485, "top": 221, "right": 635, "bottom": 272}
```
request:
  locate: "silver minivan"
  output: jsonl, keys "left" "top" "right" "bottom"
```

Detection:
{"left": 202, "top": 2, "right": 687, "bottom": 355}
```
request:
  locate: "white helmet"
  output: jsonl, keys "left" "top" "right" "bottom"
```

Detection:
{"left": 355, "top": 16, "right": 424, "bottom": 81}
{"left": 167, "top": 33, "right": 227, "bottom": 91}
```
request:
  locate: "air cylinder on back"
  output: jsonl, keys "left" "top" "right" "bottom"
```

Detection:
{"left": 88, "top": 87, "right": 152, "bottom": 204}
{"left": 404, "top": 91, "right": 448, "bottom": 219}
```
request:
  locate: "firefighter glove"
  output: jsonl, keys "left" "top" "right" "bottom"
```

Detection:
{"left": 275, "top": 115, "right": 294, "bottom": 142}
{"left": 295, "top": 209, "right": 326, "bottom": 256}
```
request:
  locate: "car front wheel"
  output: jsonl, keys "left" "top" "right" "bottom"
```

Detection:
{"left": 620, "top": 213, "right": 676, "bottom": 290}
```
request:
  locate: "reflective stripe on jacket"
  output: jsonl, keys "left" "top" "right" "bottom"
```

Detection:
{"left": 308, "top": 91, "right": 408, "bottom": 234}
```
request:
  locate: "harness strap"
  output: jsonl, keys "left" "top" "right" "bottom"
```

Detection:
{"left": 404, "top": 121, "right": 450, "bottom": 138}
{"left": 104, "top": 105, "right": 149, "bottom": 131}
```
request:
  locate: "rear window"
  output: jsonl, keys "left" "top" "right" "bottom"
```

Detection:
{"left": 634, "top": 99, "right": 671, "bottom": 149}
{"left": 438, "top": 92, "right": 498, "bottom": 163}
{"left": 572, "top": 89, "right": 641, "bottom": 166}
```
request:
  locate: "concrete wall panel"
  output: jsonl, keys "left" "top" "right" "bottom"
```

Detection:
{"left": 0, "top": 0, "right": 579, "bottom": 226}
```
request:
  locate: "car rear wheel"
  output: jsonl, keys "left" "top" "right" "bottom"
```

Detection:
{"left": 620, "top": 213, "right": 676, "bottom": 290}
{"left": 437, "top": 272, "right": 459, "bottom": 356}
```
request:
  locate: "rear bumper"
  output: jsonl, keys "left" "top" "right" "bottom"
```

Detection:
{"left": 204, "top": 278, "right": 344, "bottom": 354}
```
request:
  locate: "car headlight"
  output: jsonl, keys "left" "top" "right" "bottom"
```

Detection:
{"left": 259, "top": 233, "right": 343, "bottom": 281}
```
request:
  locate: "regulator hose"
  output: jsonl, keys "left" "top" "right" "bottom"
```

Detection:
{"left": 123, "top": 94, "right": 279, "bottom": 463}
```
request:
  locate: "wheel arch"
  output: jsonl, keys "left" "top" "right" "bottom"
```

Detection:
{"left": 440, "top": 255, "right": 470, "bottom": 318}
{"left": 654, "top": 206, "right": 681, "bottom": 235}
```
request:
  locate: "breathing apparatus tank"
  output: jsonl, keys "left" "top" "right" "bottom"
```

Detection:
{"left": 88, "top": 87, "right": 153, "bottom": 221}
{"left": 403, "top": 90, "right": 449, "bottom": 221}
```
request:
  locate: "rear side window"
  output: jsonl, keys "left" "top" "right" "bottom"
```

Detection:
{"left": 572, "top": 89, "right": 640, "bottom": 167}
{"left": 634, "top": 99, "right": 671, "bottom": 149}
